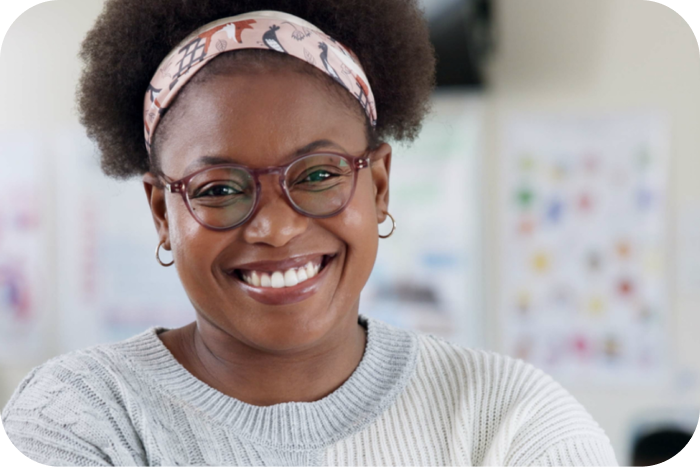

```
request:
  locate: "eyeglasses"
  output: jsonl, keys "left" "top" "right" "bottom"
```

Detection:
{"left": 159, "top": 151, "right": 371, "bottom": 231}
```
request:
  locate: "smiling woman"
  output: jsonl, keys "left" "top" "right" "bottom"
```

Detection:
{"left": 0, "top": 0, "right": 618, "bottom": 466}
{"left": 148, "top": 67, "right": 384, "bottom": 355}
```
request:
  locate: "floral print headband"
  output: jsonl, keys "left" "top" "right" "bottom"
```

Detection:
{"left": 143, "top": 10, "right": 378, "bottom": 154}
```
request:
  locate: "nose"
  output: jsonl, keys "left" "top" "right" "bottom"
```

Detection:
{"left": 241, "top": 175, "right": 309, "bottom": 247}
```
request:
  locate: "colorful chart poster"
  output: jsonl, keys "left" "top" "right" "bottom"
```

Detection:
{"left": 361, "top": 94, "right": 484, "bottom": 348}
{"left": 0, "top": 132, "right": 48, "bottom": 363}
{"left": 500, "top": 112, "right": 669, "bottom": 385}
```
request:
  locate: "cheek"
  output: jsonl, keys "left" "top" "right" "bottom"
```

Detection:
{"left": 167, "top": 201, "right": 236, "bottom": 310}
{"left": 330, "top": 171, "right": 379, "bottom": 272}
{"left": 349, "top": 170, "right": 381, "bottom": 227}
{"left": 166, "top": 196, "right": 224, "bottom": 270}
{"left": 165, "top": 197, "right": 198, "bottom": 249}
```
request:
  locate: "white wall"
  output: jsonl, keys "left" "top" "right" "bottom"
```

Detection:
{"left": 0, "top": 0, "right": 105, "bottom": 404}
{"left": 0, "top": 0, "right": 104, "bottom": 128}
{"left": 483, "top": 0, "right": 700, "bottom": 461}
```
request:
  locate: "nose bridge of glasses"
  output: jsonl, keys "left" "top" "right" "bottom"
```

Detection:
{"left": 246, "top": 167, "right": 291, "bottom": 213}
{"left": 247, "top": 173, "right": 305, "bottom": 226}
{"left": 251, "top": 166, "right": 287, "bottom": 191}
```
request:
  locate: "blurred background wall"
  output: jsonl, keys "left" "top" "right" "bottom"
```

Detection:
{"left": 483, "top": 0, "right": 700, "bottom": 463}
{"left": 1, "top": 0, "right": 698, "bottom": 464}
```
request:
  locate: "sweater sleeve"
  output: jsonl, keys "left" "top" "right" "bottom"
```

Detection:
{"left": 1, "top": 354, "right": 146, "bottom": 466}
{"left": 528, "top": 436, "right": 619, "bottom": 467}
{"left": 504, "top": 366, "right": 619, "bottom": 467}
{"left": 471, "top": 351, "right": 619, "bottom": 467}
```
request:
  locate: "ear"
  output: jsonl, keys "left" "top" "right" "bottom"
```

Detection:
{"left": 143, "top": 172, "right": 171, "bottom": 249}
{"left": 369, "top": 142, "right": 392, "bottom": 224}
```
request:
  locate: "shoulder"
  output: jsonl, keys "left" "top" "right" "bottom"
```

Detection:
{"left": 1, "top": 328, "right": 159, "bottom": 465}
{"left": 3, "top": 327, "right": 163, "bottom": 412}
{"left": 414, "top": 330, "right": 561, "bottom": 400}
{"left": 412, "top": 332, "right": 618, "bottom": 465}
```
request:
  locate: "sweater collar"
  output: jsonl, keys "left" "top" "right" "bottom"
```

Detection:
{"left": 120, "top": 314, "right": 418, "bottom": 449}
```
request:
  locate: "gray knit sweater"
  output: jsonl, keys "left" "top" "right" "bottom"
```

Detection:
{"left": 1, "top": 314, "right": 618, "bottom": 466}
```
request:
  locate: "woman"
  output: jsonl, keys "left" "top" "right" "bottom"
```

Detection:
{"left": 1, "top": 0, "right": 618, "bottom": 465}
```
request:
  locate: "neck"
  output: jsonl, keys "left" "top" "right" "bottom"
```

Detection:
{"left": 166, "top": 307, "right": 367, "bottom": 407}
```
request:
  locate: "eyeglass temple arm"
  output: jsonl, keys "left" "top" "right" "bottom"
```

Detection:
{"left": 153, "top": 170, "right": 183, "bottom": 194}
{"left": 164, "top": 181, "right": 185, "bottom": 193}
{"left": 143, "top": 172, "right": 176, "bottom": 192}
{"left": 355, "top": 156, "right": 369, "bottom": 169}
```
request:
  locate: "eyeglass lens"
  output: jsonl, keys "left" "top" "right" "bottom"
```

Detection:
{"left": 186, "top": 154, "right": 356, "bottom": 229}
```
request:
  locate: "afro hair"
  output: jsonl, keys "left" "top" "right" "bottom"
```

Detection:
{"left": 77, "top": 0, "right": 436, "bottom": 179}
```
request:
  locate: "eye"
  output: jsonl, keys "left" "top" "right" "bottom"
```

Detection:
{"left": 292, "top": 166, "right": 345, "bottom": 185}
{"left": 193, "top": 182, "right": 243, "bottom": 198}
{"left": 301, "top": 169, "right": 336, "bottom": 183}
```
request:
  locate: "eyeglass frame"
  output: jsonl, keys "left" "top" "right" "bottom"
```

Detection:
{"left": 154, "top": 150, "right": 373, "bottom": 232}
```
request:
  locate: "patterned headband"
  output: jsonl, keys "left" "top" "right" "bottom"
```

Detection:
{"left": 143, "top": 10, "right": 377, "bottom": 154}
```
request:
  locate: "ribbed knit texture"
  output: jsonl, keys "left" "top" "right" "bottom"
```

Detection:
{"left": 1, "top": 314, "right": 618, "bottom": 466}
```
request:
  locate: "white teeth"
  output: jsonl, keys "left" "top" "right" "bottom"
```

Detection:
{"left": 240, "top": 257, "right": 329, "bottom": 288}
{"left": 306, "top": 262, "right": 316, "bottom": 278}
{"left": 284, "top": 269, "right": 299, "bottom": 287}
{"left": 271, "top": 271, "right": 285, "bottom": 288}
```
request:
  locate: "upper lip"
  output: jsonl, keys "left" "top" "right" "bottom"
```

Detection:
{"left": 226, "top": 252, "right": 335, "bottom": 273}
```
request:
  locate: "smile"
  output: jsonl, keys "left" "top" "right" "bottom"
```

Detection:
{"left": 239, "top": 257, "right": 324, "bottom": 288}
{"left": 228, "top": 254, "right": 336, "bottom": 305}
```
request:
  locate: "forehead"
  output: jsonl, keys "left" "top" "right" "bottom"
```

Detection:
{"left": 155, "top": 69, "right": 367, "bottom": 176}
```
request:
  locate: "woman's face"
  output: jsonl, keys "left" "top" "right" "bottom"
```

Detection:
{"left": 144, "top": 68, "right": 391, "bottom": 352}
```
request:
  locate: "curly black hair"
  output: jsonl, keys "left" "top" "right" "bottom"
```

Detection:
{"left": 77, "top": 0, "right": 436, "bottom": 179}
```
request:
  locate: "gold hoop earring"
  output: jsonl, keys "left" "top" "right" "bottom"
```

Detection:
{"left": 156, "top": 240, "right": 174, "bottom": 267}
{"left": 379, "top": 212, "right": 396, "bottom": 239}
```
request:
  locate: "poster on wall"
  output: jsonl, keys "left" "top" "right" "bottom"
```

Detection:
{"left": 55, "top": 128, "right": 194, "bottom": 350}
{"left": 0, "top": 132, "right": 47, "bottom": 363}
{"left": 361, "top": 94, "right": 484, "bottom": 348}
{"left": 500, "top": 112, "right": 669, "bottom": 385}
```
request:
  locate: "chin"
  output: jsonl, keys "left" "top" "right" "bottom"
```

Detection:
{"left": 231, "top": 305, "right": 345, "bottom": 353}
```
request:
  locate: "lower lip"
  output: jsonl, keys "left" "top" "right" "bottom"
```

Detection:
{"left": 230, "top": 256, "right": 334, "bottom": 306}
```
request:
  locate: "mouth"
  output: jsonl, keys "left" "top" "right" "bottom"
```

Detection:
{"left": 234, "top": 254, "right": 333, "bottom": 288}
{"left": 226, "top": 254, "right": 336, "bottom": 305}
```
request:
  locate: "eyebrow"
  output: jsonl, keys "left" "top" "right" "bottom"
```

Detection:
{"left": 182, "top": 139, "right": 347, "bottom": 175}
